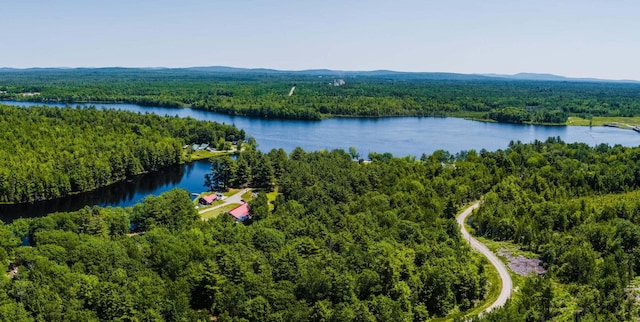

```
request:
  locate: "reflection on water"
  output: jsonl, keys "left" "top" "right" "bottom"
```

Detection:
{"left": 0, "top": 100, "right": 638, "bottom": 221}
{"left": 0, "top": 160, "right": 212, "bottom": 221}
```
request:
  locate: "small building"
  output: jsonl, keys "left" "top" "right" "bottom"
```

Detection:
{"left": 332, "top": 79, "right": 346, "bottom": 86}
{"left": 192, "top": 144, "right": 199, "bottom": 151}
{"left": 229, "top": 203, "right": 250, "bottom": 222}
{"left": 199, "top": 194, "right": 218, "bottom": 205}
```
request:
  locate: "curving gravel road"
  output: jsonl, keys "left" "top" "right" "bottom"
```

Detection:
{"left": 456, "top": 201, "right": 513, "bottom": 314}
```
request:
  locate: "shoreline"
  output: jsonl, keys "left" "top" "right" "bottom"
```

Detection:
{"left": 0, "top": 149, "right": 237, "bottom": 207}
{"left": 3, "top": 100, "right": 640, "bottom": 129}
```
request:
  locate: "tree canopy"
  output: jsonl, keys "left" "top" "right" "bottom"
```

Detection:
{"left": 3, "top": 68, "right": 640, "bottom": 122}
{"left": 0, "top": 104, "right": 244, "bottom": 203}
{"left": 2, "top": 138, "right": 640, "bottom": 320}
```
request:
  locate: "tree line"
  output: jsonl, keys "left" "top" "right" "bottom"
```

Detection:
{"left": 0, "top": 104, "right": 244, "bottom": 203}
{"left": 2, "top": 68, "right": 640, "bottom": 122}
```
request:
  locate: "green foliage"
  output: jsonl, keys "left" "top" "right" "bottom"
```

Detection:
{"left": 471, "top": 139, "right": 640, "bottom": 321}
{"left": 0, "top": 146, "right": 498, "bottom": 320}
{"left": 0, "top": 104, "right": 244, "bottom": 203}
{"left": 3, "top": 68, "right": 640, "bottom": 122}
{"left": 131, "top": 189, "right": 199, "bottom": 232}
{"left": 5, "top": 139, "right": 640, "bottom": 320}
{"left": 207, "top": 149, "right": 277, "bottom": 190}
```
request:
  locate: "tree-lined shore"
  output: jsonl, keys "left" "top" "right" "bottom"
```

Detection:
{"left": 0, "top": 104, "right": 244, "bottom": 203}
{"left": 2, "top": 68, "right": 640, "bottom": 123}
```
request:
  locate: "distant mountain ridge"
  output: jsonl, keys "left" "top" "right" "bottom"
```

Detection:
{"left": 479, "top": 72, "right": 640, "bottom": 84}
{"left": 0, "top": 66, "right": 638, "bottom": 83}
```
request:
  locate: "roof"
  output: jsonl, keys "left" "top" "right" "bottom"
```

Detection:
{"left": 229, "top": 203, "right": 250, "bottom": 221}
{"left": 201, "top": 194, "right": 218, "bottom": 203}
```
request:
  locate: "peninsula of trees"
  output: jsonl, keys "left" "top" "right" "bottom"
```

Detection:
{"left": 0, "top": 104, "right": 244, "bottom": 203}
{"left": 2, "top": 68, "right": 640, "bottom": 123}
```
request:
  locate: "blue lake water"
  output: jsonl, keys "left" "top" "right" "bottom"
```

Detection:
{"left": 1, "top": 101, "right": 639, "bottom": 220}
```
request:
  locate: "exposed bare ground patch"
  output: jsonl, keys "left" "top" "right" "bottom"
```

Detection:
{"left": 497, "top": 248, "right": 546, "bottom": 276}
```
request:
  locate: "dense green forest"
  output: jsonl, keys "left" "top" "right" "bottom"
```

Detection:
{"left": 470, "top": 139, "right": 640, "bottom": 321}
{"left": 2, "top": 68, "right": 640, "bottom": 122}
{"left": 1, "top": 148, "right": 495, "bottom": 321}
{"left": 0, "top": 104, "right": 244, "bottom": 203}
{"left": 2, "top": 140, "right": 640, "bottom": 320}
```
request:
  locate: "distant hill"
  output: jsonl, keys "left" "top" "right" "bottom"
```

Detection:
{"left": 479, "top": 72, "right": 640, "bottom": 84}
{"left": 167, "top": 68, "right": 640, "bottom": 83}
{"left": 184, "top": 67, "right": 640, "bottom": 83}
{"left": 1, "top": 66, "right": 638, "bottom": 83}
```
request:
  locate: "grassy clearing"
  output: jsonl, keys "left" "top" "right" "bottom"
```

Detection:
{"left": 188, "top": 149, "right": 236, "bottom": 161}
{"left": 448, "top": 111, "right": 487, "bottom": 119}
{"left": 200, "top": 203, "right": 240, "bottom": 220}
{"left": 476, "top": 237, "right": 532, "bottom": 286}
{"left": 266, "top": 189, "right": 278, "bottom": 211}
{"left": 223, "top": 189, "right": 240, "bottom": 197}
{"left": 572, "top": 190, "right": 640, "bottom": 210}
{"left": 567, "top": 116, "right": 640, "bottom": 127}
{"left": 247, "top": 188, "right": 279, "bottom": 211}
{"left": 241, "top": 190, "right": 254, "bottom": 201}
{"left": 194, "top": 199, "right": 224, "bottom": 210}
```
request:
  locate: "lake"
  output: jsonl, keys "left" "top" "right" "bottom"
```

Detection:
{"left": 1, "top": 101, "right": 639, "bottom": 219}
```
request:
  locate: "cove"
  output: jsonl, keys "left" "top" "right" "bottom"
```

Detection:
{"left": 1, "top": 101, "right": 639, "bottom": 219}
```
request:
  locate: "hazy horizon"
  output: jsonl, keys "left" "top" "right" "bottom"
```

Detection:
{"left": 2, "top": 65, "right": 639, "bottom": 82}
{"left": 2, "top": 0, "right": 639, "bottom": 81}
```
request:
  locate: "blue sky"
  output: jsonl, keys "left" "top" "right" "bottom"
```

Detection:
{"left": 2, "top": 0, "right": 639, "bottom": 80}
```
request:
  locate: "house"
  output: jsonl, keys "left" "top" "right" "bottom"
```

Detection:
{"left": 199, "top": 194, "right": 218, "bottom": 205}
{"left": 190, "top": 143, "right": 210, "bottom": 151}
{"left": 229, "top": 203, "right": 250, "bottom": 222}
{"left": 332, "top": 79, "right": 346, "bottom": 86}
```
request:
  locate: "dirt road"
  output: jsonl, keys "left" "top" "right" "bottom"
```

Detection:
{"left": 456, "top": 201, "right": 513, "bottom": 313}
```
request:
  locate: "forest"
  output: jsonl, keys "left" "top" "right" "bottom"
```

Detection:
{"left": 0, "top": 104, "right": 244, "bottom": 203}
{"left": 469, "top": 139, "right": 640, "bottom": 321}
{"left": 2, "top": 68, "right": 640, "bottom": 123}
{"left": 2, "top": 140, "right": 640, "bottom": 320}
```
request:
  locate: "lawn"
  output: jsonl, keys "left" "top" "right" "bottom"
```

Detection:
{"left": 194, "top": 199, "right": 224, "bottom": 211}
{"left": 200, "top": 203, "right": 241, "bottom": 220}
{"left": 246, "top": 188, "right": 279, "bottom": 210}
{"left": 188, "top": 149, "right": 236, "bottom": 161}
{"left": 567, "top": 116, "right": 640, "bottom": 127}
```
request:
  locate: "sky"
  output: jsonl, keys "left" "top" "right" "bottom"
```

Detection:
{"left": 2, "top": 0, "right": 639, "bottom": 80}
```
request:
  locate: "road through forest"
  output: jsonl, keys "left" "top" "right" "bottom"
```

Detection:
{"left": 456, "top": 201, "right": 513, "bottom": 314}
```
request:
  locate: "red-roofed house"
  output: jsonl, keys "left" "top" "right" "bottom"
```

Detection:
{"left": 199, "top": 194, "right": 218, "bottom": 205}
{"left": 229, "top": 203, "right": 250, "bottom": 222}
